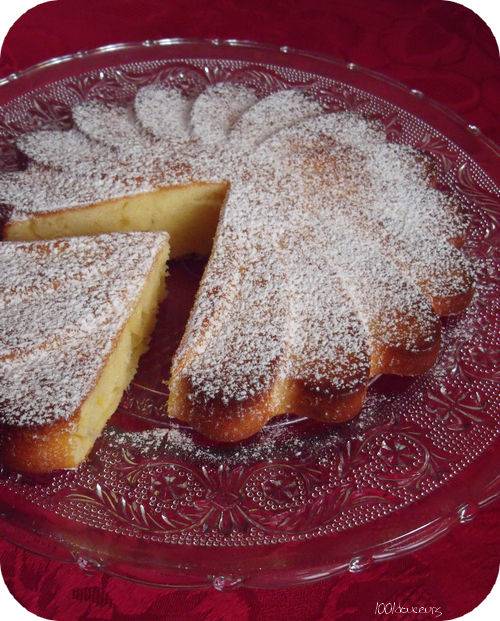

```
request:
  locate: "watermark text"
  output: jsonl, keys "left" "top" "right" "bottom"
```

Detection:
{"left": 375, "top": 602, "right": 442, "bottom": 617}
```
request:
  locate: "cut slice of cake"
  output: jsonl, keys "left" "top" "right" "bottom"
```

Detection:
{"left": 0, "top": 232, "right": 169, "bottom": 472}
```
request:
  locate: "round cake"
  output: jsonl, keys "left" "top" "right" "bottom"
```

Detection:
{"left": 0, "top": 84, "right": 474, "bottom": 445}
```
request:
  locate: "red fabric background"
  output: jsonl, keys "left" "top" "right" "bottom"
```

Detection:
{"left": 0, "top": 1, "right": 499, "bottom": 619}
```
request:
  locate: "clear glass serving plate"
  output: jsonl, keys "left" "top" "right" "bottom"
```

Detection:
{"left": 0, "top": 39, "right": 498, "bottom": 590}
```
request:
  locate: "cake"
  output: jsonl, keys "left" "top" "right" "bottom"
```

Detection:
{"left": 0, "top": 84, "right": 474, "bottom": 446}
{"left": 0, "top": 232, "right": 169, "bottom": 472}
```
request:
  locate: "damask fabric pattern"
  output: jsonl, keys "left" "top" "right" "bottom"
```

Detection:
{"left": 0, "top": 0, "right": 498, "bottom": 620}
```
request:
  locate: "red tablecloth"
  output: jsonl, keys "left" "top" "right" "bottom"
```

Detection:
{"left": 0, "top": 1, "right": 499, "bottom": 619}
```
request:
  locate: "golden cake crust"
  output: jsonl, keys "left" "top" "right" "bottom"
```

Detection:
{"left": 0, "top": 232, "right": 169, "bottom": 472}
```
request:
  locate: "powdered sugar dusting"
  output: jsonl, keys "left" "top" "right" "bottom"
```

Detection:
{"left": 73, "top": 100, "right": 147, "bottom": 147}
{"left": 15, "top": 129, "right": 109, "bottom": 169}
{"left": 104, "top": 391, "right": 389, "bottom": 464}
{"left": 229, "top": 89, "right": 323, "bottom": 146}
{"left": 0, "top": 232, "right": 168, "bottom": 427}
{"left": 134, "top": 86, "right": 191, "bottom": 140}
{"left": 191, "top": 83, "right": 257, "bottom": 144}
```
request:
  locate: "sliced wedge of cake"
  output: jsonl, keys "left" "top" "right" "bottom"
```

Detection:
{"left": 0, "top": 232, "right": 169, "bottom": 472}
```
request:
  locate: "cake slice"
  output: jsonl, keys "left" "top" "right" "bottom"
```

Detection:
{"left": 0, "top": 232, "right": 169, "bottom": 472}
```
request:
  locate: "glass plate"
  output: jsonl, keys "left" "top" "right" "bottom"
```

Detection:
{"left": 0, "top": 39, "right": 498, "bottom": 590}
